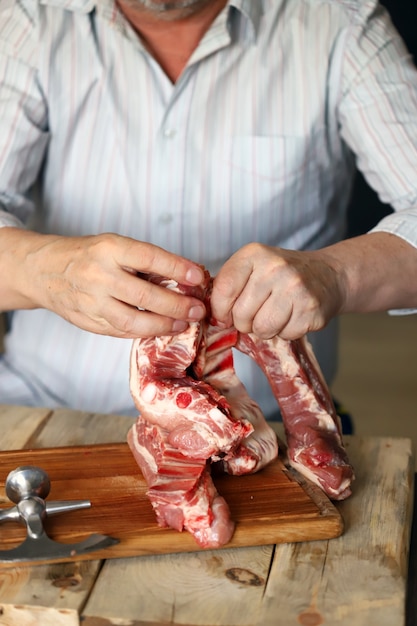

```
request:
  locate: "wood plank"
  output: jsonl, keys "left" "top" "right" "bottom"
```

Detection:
{"left": 21, "top": 408, "right": 136, "bottom": 448}
{"left": 406, "top": 478, "right": 417, "bottom": 626}
{"left": 83, "top": 546, "right": 273, "bottom": 626}
{"left": 0, "top": 405, "right": 52, "bottom": 450}
{"left": 0, "top": 443, "right": 343, "bottom": 567}
{"left": 0, "top": 561, "right": 100, "bottom": 619}
{"left": 257, "top": 436, "right": 415, "bottom": 626}
{"left": 0, "top": 604, "right": 79, "bottom": 626}
{"left": 0, "top": 405, "right": 135, "bottom": 451}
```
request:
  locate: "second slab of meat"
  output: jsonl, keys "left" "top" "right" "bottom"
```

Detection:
{"left": 128, "top": 270, "right": 354, "bottom": 548}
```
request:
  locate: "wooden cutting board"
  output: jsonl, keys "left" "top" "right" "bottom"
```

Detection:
{"left": 0, "top": 443, "right": 343, "bottom": 567}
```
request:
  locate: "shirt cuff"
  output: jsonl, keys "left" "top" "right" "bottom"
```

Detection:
{"left": 0, "top": 212, "right": 26, "bottom": 229}
{"left": 369, "top": 212, "right": 417, "bottom": 316}
{"left": 369, "top": 211, "right": 417, "bottom": 250}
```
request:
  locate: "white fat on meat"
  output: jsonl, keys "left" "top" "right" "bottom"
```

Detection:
{"left": 200, "top": 323, "right": 279, "bottom": 475}
{"left": 127, "top": 417, "right": 235, "bottom": 548}
{"left": 236, "top": 333, "right": 354, "bottom": 501}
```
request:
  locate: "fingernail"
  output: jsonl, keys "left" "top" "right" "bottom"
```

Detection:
{"left": 172, "top": 320, "right": 188, "bottom": 332}
{"left": 185, "top": 266, "right": 203, "bottom": 285}
{"left": 188, "top": 305, "right": 205, "bottom": 321}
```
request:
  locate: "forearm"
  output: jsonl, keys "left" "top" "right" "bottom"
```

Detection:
{"left": 0, "top": 226, "right": 53, "bottom": 311}
{"left": 316, "top": 231, "right": 417, "bottom": 314}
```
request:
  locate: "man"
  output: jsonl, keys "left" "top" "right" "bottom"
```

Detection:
{"left": 0, "top": 0, "right": 416, "bottom": 416}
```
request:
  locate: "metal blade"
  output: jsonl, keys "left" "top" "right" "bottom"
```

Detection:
{"left": 0, "top": 532, "right": 119, "bottom": 562}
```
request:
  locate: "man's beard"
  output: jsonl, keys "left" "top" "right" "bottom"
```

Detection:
{"left": 133, "top": 0, "right": 213, "bottom": 16}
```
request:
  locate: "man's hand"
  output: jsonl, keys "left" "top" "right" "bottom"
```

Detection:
{"left": 211, "top": 233, "right": 417, "bottom": 341}
{"left": 0, "top": 229, "right": 206, "bottom": 338}
{"left": 210, "top": 243, "right": 343, "bottom": 340}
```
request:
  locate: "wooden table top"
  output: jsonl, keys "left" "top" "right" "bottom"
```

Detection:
{"left": 0, "top": 403, "right": 415, "bottom": 626}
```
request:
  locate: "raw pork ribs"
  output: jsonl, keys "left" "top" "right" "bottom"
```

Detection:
{"left": 128, "top": 270, "right": 354, "bottom": 548}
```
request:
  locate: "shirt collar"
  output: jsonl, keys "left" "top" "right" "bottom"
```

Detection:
{"left": 39, "top": 0, "right": 95, "bottom": 12}
{"left": 229, "top": 0, "right": 264, "bottom": 37}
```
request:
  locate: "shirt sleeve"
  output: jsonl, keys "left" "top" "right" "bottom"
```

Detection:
{"left": 337, "top": 0, "right": 417, "bottom": 247}
{"left": 0, "top": 1, "right": 50, "bottom": 229}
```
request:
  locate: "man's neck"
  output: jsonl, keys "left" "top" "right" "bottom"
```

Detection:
{"left": 117, "top": 0, "right": 228, "bottom": 83}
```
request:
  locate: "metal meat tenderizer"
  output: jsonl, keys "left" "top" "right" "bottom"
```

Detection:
{"left": 0, "top": 465, "right": 118, "bottom": 562}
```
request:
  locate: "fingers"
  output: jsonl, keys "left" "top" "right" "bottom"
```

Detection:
{"left": 211, "top": 243, "right": 284, "bottom": 332}
{"left": 120, "top": 237, "right": 205, "bottom": 287}
{"left": 66, "top": 296, "right": 194, "bottom": 338}
{"left": 211, "top": 243, "right": 336, "bottom": 340}
{"left": 113, "top": 270, "right": 204, "bottom": 321}
{"left": 210, "top": 252, "right": 254, "bottom": 328}
{"left": 214, "top": 278, "right": 295, "bottom": 340}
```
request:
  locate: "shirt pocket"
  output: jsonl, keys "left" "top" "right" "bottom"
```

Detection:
{"left": 229, "top": 134, "right": 319, "bottom": 190}
{"left": 224, "top": 135, "right": 321, "bottom": 246}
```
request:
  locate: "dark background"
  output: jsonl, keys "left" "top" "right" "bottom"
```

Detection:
{"left": 346, "top": 0, "right": 417, "bottom": 237}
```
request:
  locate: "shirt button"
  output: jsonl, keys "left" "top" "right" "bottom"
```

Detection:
{"left": 163, "top": 128, "right": 177, "bottom": 138}
{"left": 160, "top": 213, "right": 173, "bottom": 223}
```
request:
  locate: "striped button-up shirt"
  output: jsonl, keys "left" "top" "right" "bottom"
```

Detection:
{"left": 1, "top": 0, "right": 417, "bottom": 415}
